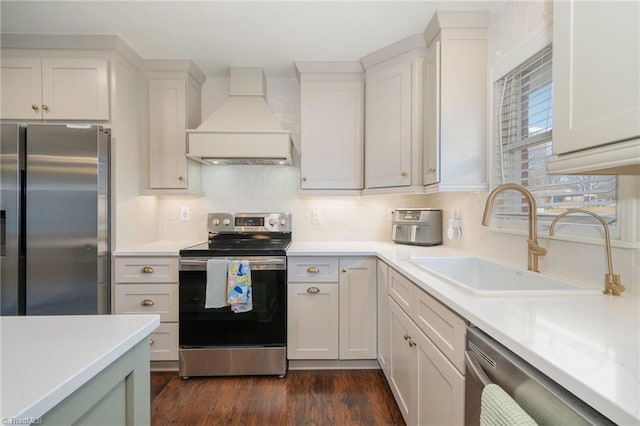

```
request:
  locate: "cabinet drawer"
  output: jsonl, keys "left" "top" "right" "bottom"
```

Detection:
{"left": 388, "top": 268, "right": 414, "bottom": 314}
{"left": 288, "top": 257, "right": 339, "bottom": 282}
{"left": 148, "top": 322, "right": 178, "bottom": 361}
{"left": 413, "top": 287, "right": 467, "bottom": 373}
{"left": 114, "top": 284, "right": 178, "bottom": 322}
{"left": 114, "top": 257, "right": 178, "bottom": 283}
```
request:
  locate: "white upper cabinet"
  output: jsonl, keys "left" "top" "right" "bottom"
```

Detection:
{"left": 144, "top": 61, "right": 205, "bottom": 193}
{"left": 362, "top": 35, "right": 426, "bottom": 192}
{"left": 1, "top": 57, "right": 109, "bottom": 120}
{"left": 422, "top": 11, "right": 490, "bottom": 192}
{"left": 548, "top": 0, "right": 640, "bottom": 175}
{"left": 296, "top": 62, "right": 364, "bottom": 190}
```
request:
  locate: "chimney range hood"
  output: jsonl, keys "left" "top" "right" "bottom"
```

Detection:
{"left": 187, "top": 67, "right": 293, "bottom": 165}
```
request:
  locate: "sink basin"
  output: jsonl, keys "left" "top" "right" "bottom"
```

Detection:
{"left": 409, "top": 256, "right": 598, "bottom": 296}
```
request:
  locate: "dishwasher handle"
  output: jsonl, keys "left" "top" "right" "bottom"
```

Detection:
{"left": 465, "top": 350, "right": 492, "bottom": 387}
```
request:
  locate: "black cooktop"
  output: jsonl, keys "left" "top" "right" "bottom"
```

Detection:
{"left": 180, "top": 233, "right": 292, "bottom": 257}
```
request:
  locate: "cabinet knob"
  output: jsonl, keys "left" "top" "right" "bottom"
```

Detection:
{"left": 342, "top": 269, "right": 347, "bottom": 273}
{"left": 302, "top": 177, "right": 308, "bottom": 182}
{"left": 178, "top": 176, "right": 184, "bottom": 181}
{"left": 408, "top": 338, "right": 416, "bottom": 348}
{"left": 306, "top": 266, "right": 320, "bottom": 273}
{"left": 306, "top": 286, "right": 320, "bottom": 294}
{"left": 141, "top": 299, "right": 155, "bottom": 306}
{"left": 149, "top": 338, "right": 156, "bottom": 345}
{"left": 141, "top": 266, "right": 155, "bottom": 274}
{"left": 401, "top": 172, "right": 408, "bottom": 177}
{"left": 428, "top": 168, "right": 436, "bottom": 173}
{"left": 42, "top": 104, "right": 49, "bottom": 111}
{"left": 31, "top": 104, "right": 39, "bottom": 111}
{"left": 403, "top": 333, "right": 409, "bottom": 341}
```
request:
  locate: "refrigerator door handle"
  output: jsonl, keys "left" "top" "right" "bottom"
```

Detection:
{"left": 0, "top": 210, "right": 5, "bottom": 257}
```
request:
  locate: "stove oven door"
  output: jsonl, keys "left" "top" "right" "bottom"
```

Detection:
{"left": 178, "top": 256, "right": 287, "bottom": 348}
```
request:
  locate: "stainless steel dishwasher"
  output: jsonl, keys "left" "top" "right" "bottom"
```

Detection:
{"left": 464, "top": 327, "right": 615, "bottom": 425}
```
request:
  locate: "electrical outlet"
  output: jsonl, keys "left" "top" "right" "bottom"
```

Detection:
{"left": 180, "top": 206, "right": 190, "bottom": 221}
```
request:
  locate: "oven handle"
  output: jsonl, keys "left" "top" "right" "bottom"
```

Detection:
{"left": 179, "top": 257, "right": 286, "bottom": 271}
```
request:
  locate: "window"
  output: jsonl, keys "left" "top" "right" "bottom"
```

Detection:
{"left": 493, "top": 46, "right": 619, "bottom": 237}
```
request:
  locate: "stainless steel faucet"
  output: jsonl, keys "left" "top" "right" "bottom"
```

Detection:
{"left": 481, "top": 183, "right": 547, "bottom": 272}
{"left": 550, "top": 209, "right": 625, "bottom": 296}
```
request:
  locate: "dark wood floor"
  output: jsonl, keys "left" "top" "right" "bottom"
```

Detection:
{"left": 151, "top": 369, "right": 405, "bottom": 426}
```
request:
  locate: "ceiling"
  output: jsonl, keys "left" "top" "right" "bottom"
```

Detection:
{"left": 1, "top": 1, "right": 502, "bottom": 78}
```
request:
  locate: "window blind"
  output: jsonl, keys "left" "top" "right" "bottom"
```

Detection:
{"left": 493, "top": 46, "right": 617, "bottom": 225}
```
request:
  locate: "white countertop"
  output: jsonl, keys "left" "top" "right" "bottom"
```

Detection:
{"left": 112, "top": 240, "right": 203, "bottom": 257}
{"left": 288, "top": 240, "right": 640, "bottom": 425}
{"left": 0, "top": 314, "right": 160, "bottom": 422}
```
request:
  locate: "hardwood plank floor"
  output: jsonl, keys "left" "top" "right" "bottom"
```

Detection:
{"left": 151, "top": 370, "right": 405, "bottom": 426}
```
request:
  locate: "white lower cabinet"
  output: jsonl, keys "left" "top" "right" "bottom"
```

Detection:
{"left": 113, "top": 256, "right": 179, "bottom": 362}
{"left": 287, "top": 256, "right": 376, "bottom": 361}
{"left": 377, "top": 260, "right": 391, "bottom": 379}
{"left": 287, "top": 282, "right": 339, "bottom": 359}
{"left": 387, "top": 267, "right": 466, "bottom": 426}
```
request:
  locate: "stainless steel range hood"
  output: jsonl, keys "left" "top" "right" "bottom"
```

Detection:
{"left": 187, "top": 67, "right": 293, "bottom": 165}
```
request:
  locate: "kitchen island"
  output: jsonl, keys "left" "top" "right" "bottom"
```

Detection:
{"left": 1, "top": 314, "right": 160, "bottom": 425}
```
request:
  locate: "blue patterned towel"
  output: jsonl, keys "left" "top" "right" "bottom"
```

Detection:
{"left": 227, "top": 260, "right": 252, "bottom": 313}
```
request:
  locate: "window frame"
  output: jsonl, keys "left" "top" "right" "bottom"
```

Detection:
{"left": 487, "top": 46, "right": 635, "bottom": 244}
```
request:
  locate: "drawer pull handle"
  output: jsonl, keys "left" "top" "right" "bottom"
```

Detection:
{"left": 306, "top": 266, "right": 320, "bottom": 273}
{"left": 141, "top": 299, "right": 155, "bottom": 306}
{"left": 141, "top": 266, "right": 155, "bottom": 274}
{"left": 149, "top": 338, "right": 155, "bottom": 345}
{"left": 306, "top": 287, "right": 320, "bottom": 294}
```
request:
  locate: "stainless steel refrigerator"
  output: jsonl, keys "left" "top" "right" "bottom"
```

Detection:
{"left": 1, "top": 123, "right": 110, "bottom": 315}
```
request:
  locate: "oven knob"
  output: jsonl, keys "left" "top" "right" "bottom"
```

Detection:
{"left": 223, "top": 218, "right": 231, "bottom": 226}
{"left": 268, "top": 218, "right": 277, "bottom": 226}
{"left": 213, "top": 218, "right": 220, "bottom": 226}
{"left": 280, "top": 218, "right": 287, "bottom": 226}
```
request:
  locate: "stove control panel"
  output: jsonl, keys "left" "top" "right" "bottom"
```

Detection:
{"left": 208, "top": 212, "right": 291, "bottom": 233}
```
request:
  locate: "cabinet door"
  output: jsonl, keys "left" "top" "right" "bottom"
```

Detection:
{"left": 377, "top": 260, "right": 391, "bottom": 379}
{"left": 414, "top": 324, "right": 465, "bottom": 426}
{"left": 41, "top": 58, "right": 109, "bottom": 120}
{"left": 148, "top": 79, "right": 188, "bottom": 189}
{"left": 339, "top": 257, "right": 377, "bottom": 359}
{"left": 1, "top": 57, "right": 42, "bottom": 119}
{"left": 553, "top": 1, "right": 640, "bottom": 154}
{"left": 389, "top": 298, "right": 416, "bottom": 425}
{"left": 301, "top": 80, "right": 363, "bottom": 189}
{"left": 423, "top": 40, "right": 440, "bottom": 186}
{"left": 365, "top": 60, "right": 412, "bottom": 188}
{"left": 287, "top": 283, "right": 339, "bottom": 359}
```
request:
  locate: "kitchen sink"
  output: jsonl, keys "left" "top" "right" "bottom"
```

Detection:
{"left": 408, "top": 256, "right": 598, "bottom": 296}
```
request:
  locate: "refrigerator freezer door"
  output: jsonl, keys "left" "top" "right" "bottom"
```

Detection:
{"left": 0, "top": 124, "right": 22, "bottom": 315}
{"left": 25, "top": 124, "right": 102, "bottom": 315}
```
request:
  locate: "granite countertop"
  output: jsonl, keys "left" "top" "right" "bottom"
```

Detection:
{"left": 1, "top": 314, "right": 160, "bottom": 422}
{"left": 288, "top": 241, "right": 640, "bottom": 425}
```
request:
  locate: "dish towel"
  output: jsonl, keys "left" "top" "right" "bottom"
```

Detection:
{"left": 480, "top": 383, "right": 538, "bottom": 426}
{"left": 205, "top": 259, "right": 229, "bottom": 309}
{"left": 227, "top": 260, "right": 252, "bottom": 313}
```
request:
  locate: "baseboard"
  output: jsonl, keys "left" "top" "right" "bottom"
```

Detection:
{"left": 288, "top": 359, "right": 381, "bottom": 370}
{"left": 151, "top": 360, "right": 179, "bottom": 372}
